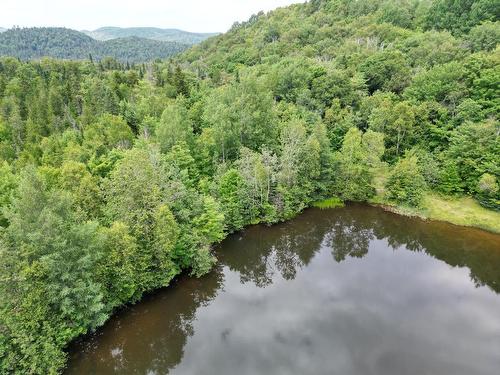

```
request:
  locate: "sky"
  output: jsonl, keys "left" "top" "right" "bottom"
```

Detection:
{"left": 1, "top": 0, "right": 305, "bottom": 33}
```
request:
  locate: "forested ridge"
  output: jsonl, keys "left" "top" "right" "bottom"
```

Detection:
{"left": 0, "top": 27, "right": 189, "bottom": 62}
{"left": 0, "top": 0, "right": 498, "bottom": 373}
{"left": 82, "top": 27, "right": 218, "bottom": 44}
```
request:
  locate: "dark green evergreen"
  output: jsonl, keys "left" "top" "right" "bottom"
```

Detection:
{"left": 0, "top": 27, "right": 189, "bottom": 63}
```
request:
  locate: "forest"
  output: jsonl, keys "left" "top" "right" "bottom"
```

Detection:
{"left": 0, "top": 0, "right": 498, "bottom": 373}
{"left": 0, "top": 27, "right": 189, "bottom": 62}
{"left": 82, "top": 27, "right": 218, "bottom": 44}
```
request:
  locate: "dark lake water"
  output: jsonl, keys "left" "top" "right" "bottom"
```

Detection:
{"left": 66, "top": 204, "right": 500, "bottom": 375}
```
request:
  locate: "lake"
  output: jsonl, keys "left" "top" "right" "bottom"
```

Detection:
{"left": 66, "top": 204, "right": 500, "bottom": 375}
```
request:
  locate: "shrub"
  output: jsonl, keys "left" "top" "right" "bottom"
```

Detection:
{"left": 386, "top": 154, "right": 427, "bottom": 207}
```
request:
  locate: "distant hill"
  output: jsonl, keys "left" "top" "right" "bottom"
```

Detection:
{"left": 0, "top": 27, "right": 189, "bottom": 62}
{"left": 97, "top": 36, "right": 189, "bottom": 62}
{"left": 82, "top": 27, "right": 218, "bottom": 44}
{"left": 0, "top": 28, "right": 6, "bottom": 33}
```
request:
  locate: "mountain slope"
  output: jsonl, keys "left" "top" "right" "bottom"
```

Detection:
{"left": 174, "top": 0, "right": 498, "bottom": 201}
{"left": 179, "top": 0, "right": 499, "bottom": 70}
{"left": 83, "top": 26, "right": 218, "bottom": 44}
{"left": 0, "top": 27, "right": 6, "bottom": 33}
{"left": 0, "top": 27, "right": 189, "bottom": 62}
{"left": 0, "top": 27, "right": 97, "bottom": 60}
{"left": 99, "top": 36, "right": 188, "bottom": 62}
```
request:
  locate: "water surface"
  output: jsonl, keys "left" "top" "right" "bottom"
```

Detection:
{"left": 67, "top": 204, "right": 500, "bottom": 375}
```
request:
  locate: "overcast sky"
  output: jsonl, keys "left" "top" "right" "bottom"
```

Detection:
{"left": 1, "top": 0, "right": 305, "bottom": 33}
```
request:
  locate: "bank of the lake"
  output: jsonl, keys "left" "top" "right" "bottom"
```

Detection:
{"left": 66, "top": 204, "right": 500, "bottom": 375}
{"left": 367, "top": 166, "right": 500, "bottom": 234}
{"left": 314, "top": 192, "right": 500, "bottom": 234}
{"left": 370, "top": 193, "right": 500, "bottom": 234}
{"left": 61, "top": 195, "right": 500, "bottom": 373}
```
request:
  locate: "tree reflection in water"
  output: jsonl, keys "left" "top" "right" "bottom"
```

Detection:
{"left": 67, "top": 267, "right": 224, "bottom": 374}
{"left": 222, "top": 204, "right": 500, "bottom": 294}
{"left": 66, "top": 204, "right": 500, "bottom": 375}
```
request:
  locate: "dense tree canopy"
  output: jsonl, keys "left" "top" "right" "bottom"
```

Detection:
{"left": 83, "top": 27, "right": 218, "bottom": 44}
{"left": 0, "top": 0, "right": 498, "bottom": 373}
{"left": 0, "top": 27, "right": 189, "bottom": 63}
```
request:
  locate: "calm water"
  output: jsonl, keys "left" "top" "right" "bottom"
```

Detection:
{"left": 66, "top": 204, "right": 500, "bottom": 375}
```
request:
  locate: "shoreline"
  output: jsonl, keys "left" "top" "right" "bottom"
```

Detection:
{"left": 369, "top": 194, "right": 500, "bottom": 234}
{"left": 63, "top": 199, "right": 500, "bottom": 372}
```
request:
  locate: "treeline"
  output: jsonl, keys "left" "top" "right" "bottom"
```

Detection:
{"left": 179, "top": 0, "right": 499, "bottom": 208}
{"left": 0, "top": 27, "right": 189, "bottom": 63}
{"left": 83, "top": 27, "right": 218, "bottom": 44}
{"left": 0, "top": 0, "right": 498, "bottom": 373}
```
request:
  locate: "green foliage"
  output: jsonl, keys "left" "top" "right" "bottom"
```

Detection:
{"left": 103, "top": 147, "right": 164, "bottom": 239}
{"left": 467, "top": 21, "right": 500, "bottom": 51}
{"left": 412, "top": 147, "right": 441, "bottom": 188}
{"left": 156, "top": 99, "right": 193, "bottom": 152}
{"left": 83, "top": 114, "right": 134, "bottom": 155}
{"left": 437, "top": 159, "right": 464, "bottom": 195}
{"left": 476, "top": 173, "right": 500, "bottom": 210}
{"left": 0, "top": 27, "right": 189, "bottom": 63}
{"left": 0, "top": 167, "right": 107, "bottom": 373}
{"left": 424, "top": 0, "right": 498, "bottom": 35}
{"left": 59, "top": 160, "right": 101, "bottom": 218}
{"left": 97, "top": 37, "right": 189, "bottom": 63}
{"left": 399, "top": 30, "right": 467, "bottom": 68}
{"left": 203, "top": 78, "right": 277, "bottom": 161}
{"left": 334, "top": 128, "right": 385, "bottom": 201}
{"left": 97, "top": 222, "right": 140, "bottom": 306}
{"left": 216, "top": 168, "right": 251, "bottom": 232}
{"left": 83, "top": 26, "right": 218, "bottom": 44}
{"left": 193, "top": 196, "right": 225, "bottom": 244}
{"left": 360, "top": 50, "right": 411, "bottom": 94}
{"left": 312, "top": 196, "right": 345, "bottom": 209}
{"left": 404, "top": 61, "right": 468, "bottom": 105}
{"left": 324, "top": 99, "right": 355, "bottom": 150}
{"left": 368, "top": 98, "right": 417, "bottom": 160}
{"left": 0, "top": 0, "right": 498, "bottom": 373}
{"left": 477, "top": 173, "right": 499, "bottom": 195}
{"left": 0, "top": 161, "right": 17, "bottom": 226}
{"left": 377, "top": 0, "right": 415, "bottom": 28}
{"left": 386, "top": 153, "right": 427, "bottom": 206}
{"left": 447, "top": 120, "right": 499, "bottom": 192}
